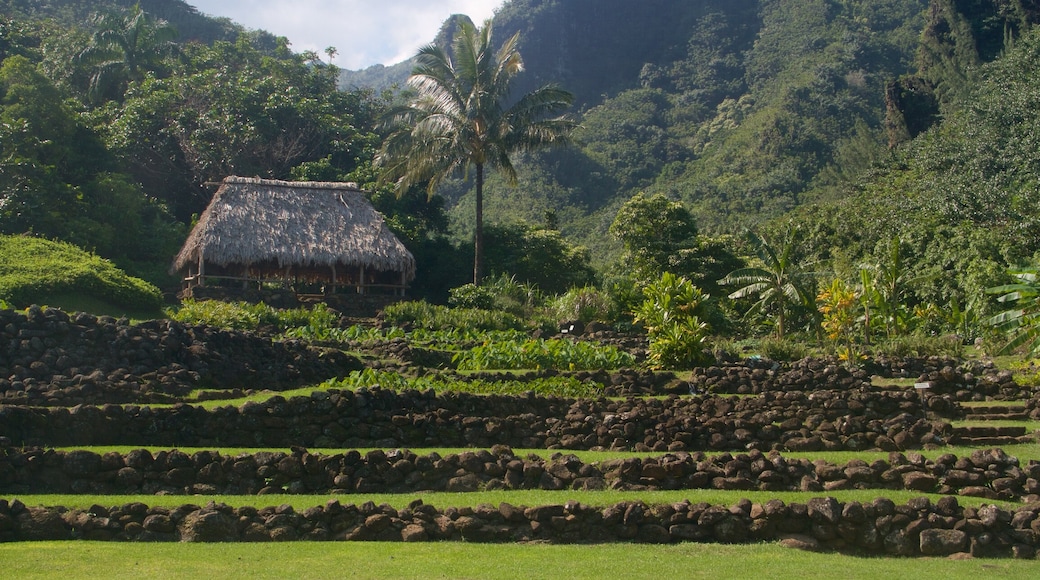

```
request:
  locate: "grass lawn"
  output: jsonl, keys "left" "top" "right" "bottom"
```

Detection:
{"left": 9, "top": 488, "right": 1023, "bottom": 512}
{"left": 52, "top": 442, "right": 1040, "bottom": 464}
{"left": 1, "top": 541, "right": 1036, "bottom": 580}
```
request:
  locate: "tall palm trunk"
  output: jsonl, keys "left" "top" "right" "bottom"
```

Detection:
{"left": 474, "top": 163, "right": 484, "bottom": 285}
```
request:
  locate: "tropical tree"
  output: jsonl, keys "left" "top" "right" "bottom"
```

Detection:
{"left": 988, "top": 264, "right": 1040, "bottom": 356}
{"left": 720, "top": 229, "right": 813, "bottom": 339}
{"left": 376, "top": 17, "right": 575, "bottom": 285}
{"left": 77, "top": 4, "right": 179, "bottom": 103}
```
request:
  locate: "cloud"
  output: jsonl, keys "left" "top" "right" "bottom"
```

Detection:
{"left": 187, "top": 0, "right": 501, "bottom": 69}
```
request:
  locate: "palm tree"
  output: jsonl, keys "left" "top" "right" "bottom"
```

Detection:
{"left": 720, "top": 229, "right": 813, "bottom": 339}
{"left": 77, "top": 4, "right": 179, "bottom": 103}
{"left": 376, "top": 17, "right": 575, "bottom": 285}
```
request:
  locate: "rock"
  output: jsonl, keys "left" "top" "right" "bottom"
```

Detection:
{"left": 401, "top": 523, "right": 428, "bottom": 542}
{"left": 920, "top": 529, "right": 968, "bottom": 555}
{"left": 807, "top": 497, "right": 841, "bottom": 525}
{"left": 180, "top": 510, "right": 238, "bottom": 542}
{"left": 778, "top": 533, "right": 822, "bottom": 552}
{"left": 18, "top": 508, "right": 67, "bottom": 540}
{"left": 902, "top": 472, "right": 938, "bottom": 492}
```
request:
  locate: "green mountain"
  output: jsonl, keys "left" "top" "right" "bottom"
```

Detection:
{"left": 341, "top": 0, "right": 936, "bottom": 262}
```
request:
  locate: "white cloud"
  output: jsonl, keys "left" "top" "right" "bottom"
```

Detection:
{"left": 186, "top": 0, "right": 502, "bottom": 69}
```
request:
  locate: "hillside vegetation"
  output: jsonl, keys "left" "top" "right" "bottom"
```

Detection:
{"left": 3, "top": 0, "right": 1040, "bottom": 340}
{"left": 0, "top": 235, "right": 162, "bottom": 314}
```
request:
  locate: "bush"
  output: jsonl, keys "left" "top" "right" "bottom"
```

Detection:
{"left": 757, "top": 337, "right": 810, "bottom": 361}
{"left": 322, "top": 369, "right": 603, "bottom": 397}
{"left": 448, "top": 284, "right": 496, "bottom": 310}
{"left": 453, "top": 338, "right": 635, "bottom": 371}
{"left": 635, "top": 272, "right": 713, "bottom": 369}
{"left": 382, "top": 300, "right": 526, "bottom": 332}
{"left": 168, "top": 300, "right": 339, "bottom": 333}
{"left": 0, "top": 234, "right": 162, "bottom": 312}
{"left": 551, "top": 286, "right": 612, "bottom": 323}
{"left": 872, "top": 334, "right": 964, "bottom": 358}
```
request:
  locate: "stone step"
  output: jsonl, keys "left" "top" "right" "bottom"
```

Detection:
{"left": 953, "top": 425, "right": 1028, "bottom": 437}
{"left": 947, "top": 435, "right": 1036, "bottom": 446}
{"left": 962, "top": 405, "right": 1026, "bottom": 414}
{"left": 964, "top": 412, "right": 1029, "bottom": 421}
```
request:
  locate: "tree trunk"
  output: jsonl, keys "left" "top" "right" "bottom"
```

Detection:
{"left": 473, "top": 162, "right": 485, "bottom": 286}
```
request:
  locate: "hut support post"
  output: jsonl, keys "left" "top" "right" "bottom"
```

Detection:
{"left": 359, "top": 265, "right": 365, "bottom": 295}
{"left": 197, "top": 255, "right": 205, "bottom": 287}
{"left": 400, "top": 271, "right": 406, "bottom": 296}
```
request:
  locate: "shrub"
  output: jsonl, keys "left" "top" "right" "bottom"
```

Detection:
{"left": 382, "top": 300, "right": 525, "bottom": 332}
{"left": 448, "top": 284, "right": 496, "bottom": 310}
{"left": 453, "top": 338, "right": 635, "bottom": 371}
{"left": 872, "top": 334, "right": 964, "bottom": 358}
{"left": 168, "top": 300, "right": 339, "bottom": 333}
{"left": 551, "top": 286, "right": 612, "bottom": 323}
{"left": 635, "top": 272, "right": 713, "bottom": 369}
{"left": 757, "top": 337, "right": 810, "bottom": 361}
{"left": 0, "top": 234, "right": 161, "bottom": 312}
{"left": 322, "top": 369, "right": 603, "bottom": 397}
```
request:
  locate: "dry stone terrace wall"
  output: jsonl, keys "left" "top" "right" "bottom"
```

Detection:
{"left": 0, "top": 306, "right": 363, "bottom": 406}
{"left": 0, "top": 387, "right": 952, "bottom": 452}
{"left": 688, "top": 357, "right": 1032, "bottom": 401}
{"left": 2, "top": 494, "right": 1039, "bottom": 558}
{"left": 3, "top": 446, "right": 1038, "bottom": 502}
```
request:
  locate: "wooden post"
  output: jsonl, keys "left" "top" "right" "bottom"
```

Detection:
{"left": 197, "top": 254, "right": 205, "bottom": 287}
{"left": 359, "top": 265, "right": 365, "bottom": 295}
{"left": 331, "top": 263, "right": 337, "bottom": 295}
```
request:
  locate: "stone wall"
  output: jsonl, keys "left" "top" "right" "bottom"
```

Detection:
{"left": 0, "top": 306, "right": 363, "bottom": 406}
{"left": 1, "top": 494, "right": 1037, "bottom": 558}
{"left": 3, "top": 446, "right": 1037, "bottom": 502}
{"left": 0, "top": 386, "right": 951, "bottom": 452}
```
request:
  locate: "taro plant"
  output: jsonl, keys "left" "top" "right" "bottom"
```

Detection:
{"left": 322, "top": 369, "right": 602, "bottom": 397}
{"left": 382, "top": 300, "right": 525, "bottom": 331}
{"left": 634, "top": 271, "right": 713, "bottom": 369}
{"left": 453, "top": 338, "right": 634, "bottom": 371}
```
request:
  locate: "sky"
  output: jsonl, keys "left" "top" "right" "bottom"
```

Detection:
{"left": 186, "top": 1, "right": 502, "bottom": 70}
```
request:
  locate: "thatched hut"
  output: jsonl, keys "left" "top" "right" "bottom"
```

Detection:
{"left": 171, "top": 176, "right": 415, "bottom": 296}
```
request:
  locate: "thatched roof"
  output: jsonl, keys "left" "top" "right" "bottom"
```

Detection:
{"left": 171, "top": 176, "right": 415, "bottom": 280}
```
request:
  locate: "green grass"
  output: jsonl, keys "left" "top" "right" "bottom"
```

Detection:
{"left": 0, "top": 541, "right": 1035, "bottom": 580}
{"left": 0, "top": 234, "right": 162, "bottom": 314}
{"left": 960, "top": 401, "right": 1028, "bottom": 408}
{"left": 50, "top": 442, "right": 1040, "bottom": 464}
{"left": 949, "top": 420, "right": 1040, "bottom": 430}
{"left": 7, "top": 488, "right": 1022, "bottom": 512}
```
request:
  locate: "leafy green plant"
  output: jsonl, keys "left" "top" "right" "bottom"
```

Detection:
{"left": 634, "top": 272, "right": 713, "bottom": 369}
{"left": 817, "top": 278, "right": 864, "bottom": 368}
{"left": 872, "top": 335, "right": 964, "bottom": 359}
{"left": 720, "top": 229, "right": 812, "bottom": 340}
{"left": 321, "top": 369, "right": 603, "bottom": 397}
{"left": 987, "top": 265, "right": 1040, "bottom": 355}
{"left": 551, "top": 286, "right": 612, "bottom": 323}
{"left": 453, "top": 338, "right": 634, "bottom": 371}
{"left": 167, "top": 300, "right": 339, "bottom": 333}
{"left": 381, "top": 300, "right": 526, "bottom": 332}
{"left": 0, "top": 234, "right": 162, "bottom": 312}
{"left": 757, "top": 337, "right": 810, "bottom": 361}
{"left": 448, "top": 283, "right": 496, "bottom": 310}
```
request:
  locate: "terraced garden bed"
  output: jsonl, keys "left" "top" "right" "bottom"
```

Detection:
{"left": 2, "top": 306, "right": 1040, "bottom": 575}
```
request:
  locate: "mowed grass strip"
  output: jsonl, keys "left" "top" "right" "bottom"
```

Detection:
{"left": 52, "top": 442, "right": 1040, "bottom": 464}
{"left": 7, "top": 488, "right": 1021, "bottom": 511}
{"left": 0, "top": 540, "right": 1037, "bottom": 580}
